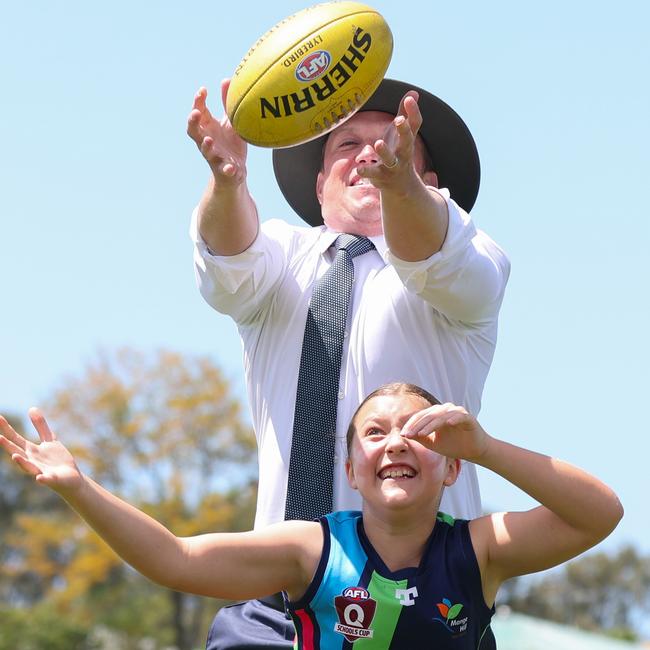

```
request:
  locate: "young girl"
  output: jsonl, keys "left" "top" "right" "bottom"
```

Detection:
{"left": 0, "top": 383, "right": 622, "bottom": 648}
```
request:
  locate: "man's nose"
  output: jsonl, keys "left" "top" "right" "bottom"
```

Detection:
{"left": 356, "top": 143, "right": 379, "bottom": 165}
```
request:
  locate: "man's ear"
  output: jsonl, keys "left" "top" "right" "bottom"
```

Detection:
{"left": 423, "top": 170, "right": 438, "bottom": 188}
{"left": 442, "top": 458, "right": 461, "bottom": 487}
{"left": 345, "top": 458, "right": 358, "bottom": 490}
{"left": 316, "top": 170, "right": 324, "bottom": 205}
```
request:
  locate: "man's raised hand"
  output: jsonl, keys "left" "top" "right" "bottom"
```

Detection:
{"left": 186, "top": 79, "right": 248, "bottom": 186}
{"left": 357, "top": 91, "right": 425, "bottom": 189}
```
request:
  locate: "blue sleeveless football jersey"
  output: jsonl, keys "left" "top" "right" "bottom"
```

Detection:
{"left": 285, "top": 510, "right": 495, "bottom": 649}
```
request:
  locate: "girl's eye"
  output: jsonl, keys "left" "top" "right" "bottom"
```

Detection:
{"left": 365, "top": 427, "right": 384, "bottom": 437}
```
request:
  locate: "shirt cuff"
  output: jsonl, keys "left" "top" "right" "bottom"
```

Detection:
{"left": 190, "top": 206, "right": 266, "bottom": 295}
{"left": 386, "top": 189, "right": 477, "bottom": 294}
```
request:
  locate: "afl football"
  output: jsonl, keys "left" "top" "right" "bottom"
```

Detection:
{"left": 226, "top": 1, "right": 393, "bottom": 148}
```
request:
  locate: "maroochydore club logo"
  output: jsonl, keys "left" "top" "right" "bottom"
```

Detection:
{"left": 434, "top": 598, "right": 469, "bottom": 634}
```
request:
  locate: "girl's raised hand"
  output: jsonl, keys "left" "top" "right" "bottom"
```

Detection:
{"left": 401, "top": 403, "right": 490, "bottom": 462}
{"left": 0, "top": 409, "right": 83, "bottom": 493}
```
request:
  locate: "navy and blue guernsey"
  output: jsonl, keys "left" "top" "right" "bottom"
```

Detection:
{"left": 285, "top": 510, "right": 496, "bottom": 649}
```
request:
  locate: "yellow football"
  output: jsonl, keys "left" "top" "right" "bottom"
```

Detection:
{"left": 226, "top": 1, "right": 393, "bottom": 148}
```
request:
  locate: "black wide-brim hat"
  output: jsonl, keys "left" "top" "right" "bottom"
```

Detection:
{"left": 272, "top": 78, "right": 480, "bottom": 227}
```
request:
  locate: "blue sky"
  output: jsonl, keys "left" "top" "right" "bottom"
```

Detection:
{"left": 1, "top": 1, "right": 648, "bottom": 557}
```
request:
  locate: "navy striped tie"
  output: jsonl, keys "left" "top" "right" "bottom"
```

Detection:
{"left": 284, "top": 234, "right": 374, "bottom": 521}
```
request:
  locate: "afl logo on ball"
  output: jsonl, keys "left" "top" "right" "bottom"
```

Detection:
{"left": 295, "top": 50, "right": 332, "bottom": 82}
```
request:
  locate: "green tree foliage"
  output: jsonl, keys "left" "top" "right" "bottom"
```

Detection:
{"left": 2, "top": 348, "right": 257, "bottom": 650}
{"left": 0, "top": 605, "right": 97, "bottom": 650}
{"left": 501, "top": 546, "right": 650, "bottom": 640}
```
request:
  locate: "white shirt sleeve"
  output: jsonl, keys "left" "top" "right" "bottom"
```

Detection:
{"left": 387, "top": 189, "right": 511, "bottom": 326}
{"left": 190, "top": 210, "right": 292, "bottom": 325}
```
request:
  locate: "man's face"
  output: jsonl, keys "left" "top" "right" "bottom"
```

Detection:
{"left": 316, "top": 111, "right": 434, "bottom": 236}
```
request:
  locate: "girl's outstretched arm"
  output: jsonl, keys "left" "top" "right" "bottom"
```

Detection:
{"left": 402, "top": 404, "right": 623, "bottom": 603}
{"left": 0, "top": 410, "right": 319, "bottom": 601}
{"left": 470, "top": 435, "right": 623, "bottom": 596}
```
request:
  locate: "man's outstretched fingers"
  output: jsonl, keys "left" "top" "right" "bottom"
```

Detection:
{"left": 194, "top": 86, "right": 208, "bottom": 111}
{"left": 220, "top": 78, "right": 231, "bottom": 112}
{"left": 400, "top": 94, "right": 423, "bottom": 134}
{"left": 397, "top": 90, "right": 418, "bottom": 116}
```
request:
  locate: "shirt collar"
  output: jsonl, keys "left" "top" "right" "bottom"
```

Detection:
{"left": 317, "top": 227, "right": 389, "bottom": 263}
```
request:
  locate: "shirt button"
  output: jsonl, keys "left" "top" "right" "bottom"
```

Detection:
{"left": 338, "top": 390, "right": 345, "bottom": 400}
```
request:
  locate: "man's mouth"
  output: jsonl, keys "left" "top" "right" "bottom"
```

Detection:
{"left": 350, "top": 175, "right": 375, "bottom": 187}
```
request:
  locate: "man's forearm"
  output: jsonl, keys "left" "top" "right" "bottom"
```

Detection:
{"left": 381, "top": 181, "right": 449, "bottom": 261}
{"left": 198, "top": 177, "right": 259, "bottom": 255}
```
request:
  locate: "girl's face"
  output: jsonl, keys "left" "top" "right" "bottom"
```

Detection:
{"left": 346, "top": 393, "right": 458, "bottom": 516}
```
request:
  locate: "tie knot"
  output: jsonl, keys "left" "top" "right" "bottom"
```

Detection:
{"left": 334, "top": 234, "right": 374, "bottom": 259}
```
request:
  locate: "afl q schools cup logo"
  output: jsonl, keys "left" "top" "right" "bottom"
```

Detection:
{"left": 334, "top": 586, "right": 377, "bottom": 641}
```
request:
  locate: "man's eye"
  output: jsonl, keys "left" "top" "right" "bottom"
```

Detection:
{"left": 338, "top": 140, "right": 357, "bottom": 148}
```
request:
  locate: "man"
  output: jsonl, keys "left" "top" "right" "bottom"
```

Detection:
{"left": 187, "top": 77, "right": 510, "bottom": 648}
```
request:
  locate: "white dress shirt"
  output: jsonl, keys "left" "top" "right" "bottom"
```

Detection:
{"left": 191, "top": 190, "right": 510, "bottom": 528}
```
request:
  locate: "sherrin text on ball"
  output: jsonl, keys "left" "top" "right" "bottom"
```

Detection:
{"left": 226, "top": 1, "right": 393, "bottom": 148}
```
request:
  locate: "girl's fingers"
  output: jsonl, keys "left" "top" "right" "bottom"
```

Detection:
{"left": 402, "top": 411, "right": 439, "bottom": 438}
{"left": 401, "top": 409, "right": 428, "bottom": 436}
{"left": 28, "top": 408, "right": 57, "bottom": 442}
{"left": 12, "top": 453, "right": 42, "bottom": 477}
{"left": 402, "top": 404, "right": 465, "bottom": 438}
{"left": 0, "top": 417, "right": 27, "bottom": 450}
{"left": 446, "top": 411, "right": 470, "bottom": 427}
{"left": 0, "top": 434, "right": 25, "bottom": 457}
